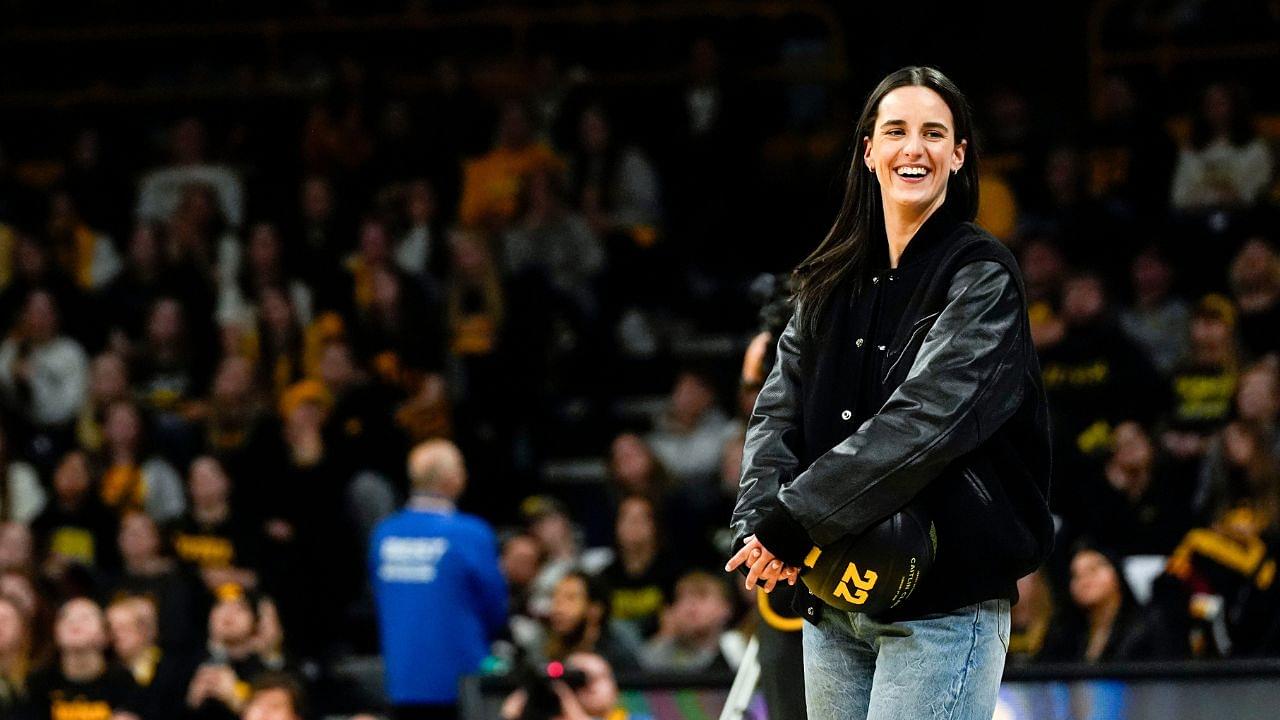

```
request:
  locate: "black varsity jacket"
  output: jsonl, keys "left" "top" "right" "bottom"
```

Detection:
{"left": 730, "top": 209, "right": 1054, "bottom": 622}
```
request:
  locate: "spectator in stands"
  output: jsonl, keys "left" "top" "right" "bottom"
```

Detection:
{"left": 500, "top": 651, "right": 624, "bottom": 720}
{"left": 247, "top": 286, "right": 309, "bottom": 399}
{"left": 640, "top": 570, "right": 737, "bottom": 672}
{"left": 1018, "top": 234, "right": 1068, "bottom": 312}
{"left": 1194, "top": 419, "right": 1280, "bottom": 528}
{"left": 1085, "top": 420, "right": 1193, "bottom": 555}
{"left": 1006, "top": 569, "right": 1063, "bottom": 665}
{"left": 598, "top": 495, "right": 679, "bottom": 640}
{"left": 521, "top": 495, "right": 608, "bottom": 618}
{"left": 0, "top": 234, "right": 86, "bottom": 343}
{"left": 24, "top": 597, "right": 142, "bottom": 720}
{"left": 0, "top": 290, "right": 89, "bottom": 461}
{"left": 1037, "top": 271, "right": 1167, "bottom": 488}
{"left": 0, "top": 424, "right": 44, "bottom": 523}
{"left": 203, "top": 355, "right": 271, "bottom": 484}
{"left": 97, "top": 400, "right": 186, "bottom": 522}
{"left": 1046, "top": 543, "right": 1180, "bottom": 662}
{"left": 1161, "top": 295, "right": 1239, "bottom": 465}
{"left": 369, "top": 438, "right": 506, "bottom": 717}
{"left": 31, "top": 450, "right": 118, "bottom": 582}
{"left": 1086, "top": 74, "right": 1178, "bottom": 215}
{"left": 569, "top": 104, "right": 663, "bottom": 241}
{"left": 458, "top": 100, "right": 561, "bottom": 232}
{"left": 1229, "top": 235, "right": 1280, "bottom": 359}
{"left": 542, "top": 570, "right": 640, "bottom": 669}
{"left": 1171, "top": 82, "right": 1274, "bottom": 211}
{"left": 219, "top": 220, "right": 314, "bottom": 336}
{"left": 137, "top": 117, "right": 245, "bottom": 229}
{"left": 240, "top": 672, "right": 308, "bottom": 720}
{"left": 111, "top": 510, "right": 202, "bottom": 653}
{"left": 0, "top": 522, "right": 33, "bottom": 573}
{"left": 500, "top": 533, "right": 544, "bottom": 621}
{"left": 172, "top": 456, "right": 259, "bottom": 593}
{"left": 646, "top": 369, "right": 737, "bottom": 486}
{"left": 76, "top": 352, "right": 131, "bottom": 454}
{"left": 102, "top": 223, "right": 202, "bottom": 353}
{"left": 47, "top": 189, "right": 122, "bottom": 293}
{"left": 0, "top": 594, "right": 30, "bottom": 713}
{"left": 187, "top": 583, "right": 281, "bottom": 720}
{"left": 290, "top": 175, "right": 347, "bottom": 305}
{"left": 396, "top": 179, "right": 448, "bottom": 281}
{"left": 607, "top": 433, "right": 672, "bottom": 500}
{"left": 106, "top": 594, "right": 195, "bottom": 720}
{"left": 133, "top": 297, "right": 213, "bottom": 424}
{"left": 502, "top": 168, "right": 605, "bottom": 323}
{"left": 1118, "top": 246, "right": 1190, "bottom": 376}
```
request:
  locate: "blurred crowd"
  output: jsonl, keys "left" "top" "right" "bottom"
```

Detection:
{"left": 0, "top": 12, "right": 1275, "bottom": 720}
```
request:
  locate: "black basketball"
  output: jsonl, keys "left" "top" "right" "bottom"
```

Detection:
{"left": 800, "top": 504, "right": 937, "bottom": 615}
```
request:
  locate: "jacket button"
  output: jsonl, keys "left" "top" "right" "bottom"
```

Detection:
{"left": 855, "top": 338, "right": 864, "bottom": 347}
{"left": 841, "top": 410, "right": 852, "bottom": 420}
{"left": 806, "top": 607, "right": 815, "bottom": 616}
{"left": 872, "top": 276, "right": 879, "bottom": 284}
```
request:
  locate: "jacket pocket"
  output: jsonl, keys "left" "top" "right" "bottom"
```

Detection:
{"left": 962, "top": 467, "right": 993, "bottom": 506}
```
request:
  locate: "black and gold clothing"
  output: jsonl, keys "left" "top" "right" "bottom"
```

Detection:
{"left": 22, "top": 663, "right": 140, "bottom": 720}
{"left": 170, "top": 514, "right": 260, "bottom": 573}
{"left": 1167, "top": 361, "right": 1237, "bottom": 435}
{"left": 598, "top": 554, "right": 681, "bottom": 637}
{"left": 30, "top": 500, "right": 119, "bottom": 572}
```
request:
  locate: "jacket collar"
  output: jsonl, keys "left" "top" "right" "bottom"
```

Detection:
{"left": 877, "top": 200, "right": 964, "bottom": 272}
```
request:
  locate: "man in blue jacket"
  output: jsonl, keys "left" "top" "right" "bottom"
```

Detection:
{"left": 370, "top": 439, "right": 507, "bottom": 720}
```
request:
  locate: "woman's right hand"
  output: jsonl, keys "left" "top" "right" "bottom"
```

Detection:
{"left": 725, "top": 535, "right": 800, "bottom": 592}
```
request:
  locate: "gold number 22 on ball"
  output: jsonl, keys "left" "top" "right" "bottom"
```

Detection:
{"left": 833, "top": 563, "right": 878, "bottom": 605}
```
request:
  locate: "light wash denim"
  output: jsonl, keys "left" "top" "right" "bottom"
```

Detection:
{"left": 802, "top": 598, "right": 1010, "bottom": 720}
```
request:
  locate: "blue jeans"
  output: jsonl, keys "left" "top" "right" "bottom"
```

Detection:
{"left": 802, "top": 598, "right": 1010, "bottom": 720}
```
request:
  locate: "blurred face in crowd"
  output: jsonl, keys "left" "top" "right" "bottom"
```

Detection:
{"left": 1020, "top": 239, "right": 1065, "bottom": 297}
{"left": 213, "top": 355, "right": 255, "bottom": 405}
{"left": 1044, "top": 146, "right": 1083, "bottom": 200}
{"left": 500, "top": 535, "right": 542, "bottom": 589}
{"left": 358, "top": 220, "right": 391, "bottom": 264}
{"left": 405, "top": 180, "right": 435, "bottom": 224}
{"left": 0, "top": 596, "right": 24, "bottom": 655}
{"left": 863, "top": 85, "right": 966, "bottom": 219}
{"left": 1189, "top": 313, "right": 1232, "bottom": 364}
{"left": 1202, "top": 83, "right": 1235, "bottom": 135}
{"left": 55, "top": 598, "right": 108, "bottom": 653}
{"left": 530, "top": 512, "right": 574, "bottom": 558}
{"left": 497, "top": 101, "right": 532, "bottom": 148}
{"left": 0, "top": 522, "right": 33, "bottom": 572}
{"left": 21, "top": 290, "right": 58, "bottom": 342}
{"left": 549, "top": 575, "right": 597, "bottom": 636}
{"left": 0, "top": 572, "right": 37, "bottom": 618}
{"left": 248, "top": 223, "right": 283, "bottom": 275}
{"left": 1230, "top": 238, "right": 1279, "bottom": 295}
{"left": 1237, "top": 364, "right": 1280, "bottom": 423}
{"left": 189, "top": 457, "right": 231, "bottom": 510}
{"left": 178, "top": 184, "right": 217, "bottom": 227}
{"left": 53, "top": 451, "right": 92, "bottom": 507}
{"left": 318, "top": 342, "right": 357, "bottom": 392}
{"left": 1131, "top": 250, "right": 1173, "bottom": 302}
{"left": 449, "top": 229, "right": 491, "bottom": 278}
{"left": 671, "top": 372, "right": 716, "bottom": 428}
{"left": 128, "top": 224, "right": 162, "bottom": 271}
{"left": 1111, "top": 421, "right": 1153, "bottom": 474}
{"left": 90, "top": 353, "right": 129, "bottom": 404}
{"left": 243, "top": 687, "right": 302, "bottom": 720}
{"left": 370, "top": 267, "right": 401, "bottom": 312}
{"left": 103, "top": 401, "right": 142, "bottom": 449}
{"left": 670, "top": 576, "right": 732, "bottom": 640}
{"left": 1069, "top": 549, "right": 1121, "bottom": 612}
{"left": 209, "top": 596, "right": 255, "bottom": 646}
{"left": 609, "top": 433, "right": 655, "bottom": 494}
{"left": 147, "top": 298, "right": 184, "bottom": 346}
{"left": 260, "top": 287, "right": 295, "bottom": 336}
{"left": 107, "top": 599, "right": 156, "bottom": 659}
{"left": 301, "top": 176, "right": 333, "bottom": 223}
{"left": 565, "top": 653, "right": 618, "bottom": 718}
{"left": 615, "top": 497, "right": 657, "bottom": 552}
{"left": 1061, "top": 275, "right": 1106, "bottom": 326}
{"left": 15, "top": 236, "right": 48, "bottom": 279}
{"left": 118, "top": 511, "right": 162, "bottom": 565}
{"left": 579, "top": 107, "right": 610, "bottom": 153}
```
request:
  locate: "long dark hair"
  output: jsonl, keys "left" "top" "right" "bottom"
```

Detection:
{"left": 792, "top": 66, "right": 981, "bottom": 339}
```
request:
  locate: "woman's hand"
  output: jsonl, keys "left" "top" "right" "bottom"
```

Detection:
{"left": 725, "top": 535, "right": 800, "bottom": 592}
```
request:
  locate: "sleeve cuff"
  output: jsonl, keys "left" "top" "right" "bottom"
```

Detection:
{"left": 752, "top": 503, "right": 814, "bottom": 567}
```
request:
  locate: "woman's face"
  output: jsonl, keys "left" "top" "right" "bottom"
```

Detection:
{"left": 615, "top": 497, "right": 656, "bottom": 549}
{"left": 55, "top": 598, "right": 108, "bottom": 652}
{"left": 1070, "top": 550, "right": 1120, "bottom": 610}
{"left": 863, "top": 86, "right": 966, "bottom": 216}
{"left": 119, "top": 512, "right": 161, "bottom": 562}
{"left": 0, "top": 598, "right": 24, "bottom": 652}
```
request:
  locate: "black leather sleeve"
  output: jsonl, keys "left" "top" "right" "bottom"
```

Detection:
{"left": 777, "top": 260, "right": 1028, "bottom": 546}
{"left": 730, "top": 310, "right": 807, "bottom": 550}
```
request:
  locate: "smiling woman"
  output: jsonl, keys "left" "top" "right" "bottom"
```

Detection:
{"left": 727, "top": 66, "right": 1053, "bottom": 720}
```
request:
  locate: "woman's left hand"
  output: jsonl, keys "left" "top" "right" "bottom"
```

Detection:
{"left": 725, "top": 535, "right": 800, "bottom": 592}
